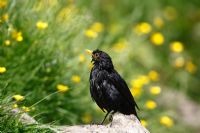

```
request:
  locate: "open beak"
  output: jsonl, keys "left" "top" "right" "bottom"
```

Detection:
{"left": 85, "top": 49, "right": 95, "bottom": 62}
{"left": 85, "top": 49, "right": 92, "bottom": 55}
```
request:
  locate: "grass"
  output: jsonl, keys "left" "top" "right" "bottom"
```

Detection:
{"left": 0, "top": 0, "right": 200, "bottom": 132}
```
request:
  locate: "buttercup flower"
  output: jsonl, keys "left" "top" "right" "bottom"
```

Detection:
{"left": 12, "top": 104, "right": 18, "bottom": 108}
{"left": 150, "top": 86, "right": 161, "bottom": 95}
{"left": 12, "top": 31, "right": 23, "bottom": 42}
{"left": 79, "top": 54, "right": 86, "bottom": 63}
{"left": 130, "top": 87, "right": 142, "bottom": 98}
{"left": 84, "top": 29, "right": 97, "bottom": 38}
{"left": 0, "top": 0, "right": 7, "bottom": 8}
{"left": 0, "top": 67, "right": 6, "bottom": 74}
{"left": 90, "top": 22, "right": 104, "bottom": 33}
{"left": 22, "top": 106, "right": 31, "bottom": 112}
{"left": 16, "top": 35, "right": 23, "bottom": 42}
{"left": 112, "top": 39, "right": 128, "bottom": 53}
{"left": 56, "top": 84, "right": 69, "bottom": 92}
{"left": 150, "top": 32, "right": 164, "bottom": 45}
{"left": 36, "top": 21, "right": 48, "bottom": 30}
{"left": 134, "top": 22, "right": 152, "bottom": 35}
{"left": 160, "top": 116, "right": 174, "bottom": 127}
{"left": 4, "top": 40, "right": 11, "bottom": 46}
{"left": 141, "top": 119, "right": 148, "bottom": 127}
{"left": 130, "top": 79, "right": 143, "bottom": 89}
{"left": 145, "top": 100, "right": 157, "bottom": 110}
{"left": 12, "top": 95, "right": 25, "bottom": 102}
{"left": 170, "top": 41, "right": 184, "bottom": 53}
{"left": 130, "top": 75, "right": 149, "bottom": 89}
{"left": 185, "top": 61, "right": 197, "bottom": 74}
{"left": 148, "top": 70, "right": 159, "bottom": 81}
{"left": 71, "top": 75, "right": 81, "bottom": 83}
{"left": 2, "top": 13, "right": 9, "bottom": 21}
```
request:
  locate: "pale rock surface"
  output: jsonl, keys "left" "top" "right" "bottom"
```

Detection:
{"left": 53, "top": 113, "right": 150, "bottom": 133}
{"left": 13, "top": 109, "right": 150, "bottom": 133}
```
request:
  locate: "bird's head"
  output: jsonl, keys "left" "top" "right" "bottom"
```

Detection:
{"left": 86, "top": 49, "right": 114, "bottom": 70}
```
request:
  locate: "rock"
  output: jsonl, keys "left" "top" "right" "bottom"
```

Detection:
{"left": 12, "top": 109, "right": 150, "bottom": 133}
{"left": 52, "top": 113, "right": 150, "bottom": 133}
{"left": 11, "top": 109, "right": 38, "bottom": 124}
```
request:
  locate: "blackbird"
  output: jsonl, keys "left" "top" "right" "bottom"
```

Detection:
{"left": 89, "top": 49, "right": 139, "bottom": 124}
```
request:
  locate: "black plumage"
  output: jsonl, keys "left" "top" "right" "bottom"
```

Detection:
{"left": 89, "top": 49, "right": 139, "bottom": 124}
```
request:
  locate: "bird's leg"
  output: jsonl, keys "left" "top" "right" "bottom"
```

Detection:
{"left": 108, "top": 111, "right": 116, "bottom": 122}
{"left": 100, "top": 111, "right": 110, "bottom": 125}
{"left": 108, "top": 111, "right": 116, "bottom": 127}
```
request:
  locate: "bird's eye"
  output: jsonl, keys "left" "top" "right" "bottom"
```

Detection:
{"left": 95, "top": 53, "right": 99, "bottom": 57}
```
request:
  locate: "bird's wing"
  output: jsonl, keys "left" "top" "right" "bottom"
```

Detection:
{"left": 108, "top": 70, "right": 139, "bottom": 110}
{"left": 90, "top": 72, "right": 105, "bottom": 112}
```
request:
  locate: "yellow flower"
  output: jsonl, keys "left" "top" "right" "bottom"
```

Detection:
{"left": 12, "top": 104, "right": 18, "bottom": 108}
{"left": 150, "top": 32, "right": 164, "bottom": 45}
{"left": 148, "top": 70, "right": 159, "bottom": 81}
{"left": 138, "top": 75, "right": 150, "bottom": 85}
{"left": 150, "top": 86, "right": 161, "bottom": 95}
{"left": 153, "top": 17, "right": 164, "bottom": 28}
{"left": 130, "top": 75, "right": 149, "bottom": 89}
{"left": 22, "top": 106, "right": 31, "bottom": 112}
{"left": 133, "top": 22, "right": 152, "bottom": 35}
{"left": 79, "top": 54, "right": 86, "bottom": 63}
{"left": 160, "top": 116, "right": 174, "bottom": 127}
{"left": 12, "top": 95, "right": 25, "bottom": 102}
{"left": 4, "top": 40, "right": 11, "bottom": 46}
{"left": 81, "top": 113, "right": 92, "bottom": 123}
{"left": 84, "top": 29, "right": 97, "bottom": 38}
{"left": 130, "top": 87, "right": 142, "bottom": 98}
{"left": 71, "top": 75, "right": 81, "bottom": 83}
{"left": 0, "top": 67, "right": 6, "bottom": 73}
{"left": 90, "top": 22, "right": 104, "bottom": 33}
{"left": 36, "top": 21, "right": 48, "bottom": 30}
{"left": 56, "top": 84, "right": 69, "bottom": 92}
{"left": 174, "top": 57, "right": 185, "bottom": 68}
{"left": 12, "top": 31, "right": 23, "bottom": 42}
{"left": 145, "top": 100, "right": 157, "bottom": 110}
{"left": 112, "top": 39, "right": 128, "bottom": 52}
{"left": 170, "top": 41, "right": 184, "bottom": 53}
{"left": 130, "top": 79, "right": 143, "bottom": 89}
{"left": 0, "top": 0, "right": 7, "bottom": 8}
{"left": 56, "top": 5, "right": 75, "bottom": 22}
{"left": 16, "top": 35, "right": 23, "bottom": 42}
{"left": 141, "top": 119, "right": 148, "bottom": 127}
{"left": 2, "top": 13, "right": 9, "bottom": 21}
{"left": 185, "top": 61, "right": 197, "bottom": 74}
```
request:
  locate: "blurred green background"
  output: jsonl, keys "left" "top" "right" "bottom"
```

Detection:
{"left": 0, "top": 0, "right": 200, "bottom": 132}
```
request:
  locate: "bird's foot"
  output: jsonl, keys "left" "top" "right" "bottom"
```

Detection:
{"left": 109, "top": 111, "right": 116, "bottom": 122}
{"left": 109, "top": 114, "right": 113, "bottom": 122}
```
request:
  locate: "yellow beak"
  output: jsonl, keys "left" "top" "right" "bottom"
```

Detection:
{"left": 85, "top": 49, "right": 93, "bottom": 55}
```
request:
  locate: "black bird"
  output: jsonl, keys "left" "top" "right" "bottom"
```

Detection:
{"left": 89, "top": 49, "right": 139, "bottom": 124}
